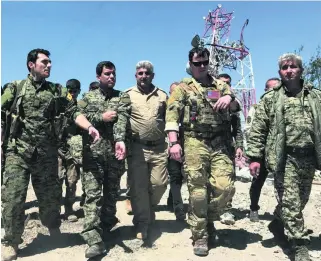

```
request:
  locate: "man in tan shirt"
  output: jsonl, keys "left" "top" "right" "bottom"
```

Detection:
{"left": 125, "top": 61, "right": 168, "bottom": 240}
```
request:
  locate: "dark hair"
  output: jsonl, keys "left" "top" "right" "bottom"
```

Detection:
{"left": 1, "top": 83, "right": 10, "bottom": 95}
{"left": 27, "top": 48, "right": 50, "bottom": 72}
{"left": 188, "top": 48, "right": 210, "bottom": 62}
{"left": 89, "top": 81, "right": 100, "bottom": 91}
{"left": 218, "top": 73, "right": 232, "bottom": 82}
{"left": 66, "top": 79, "right": 81, "bottom": 90}
{"left": 96, "top": 61, "right": 116, "bottom": 76}
{"left": 265, "top": 77, "right": 280, "bottom": 89}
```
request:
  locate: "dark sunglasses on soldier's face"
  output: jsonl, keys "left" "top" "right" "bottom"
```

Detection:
{"left": 137, "top": 71, "right": 151, "bottom": 76}
{"left": 191, "top": 60, "right": 209, "bottom": 67}
{"left": 69, "top": 89, "right": 79, "bottom": 94}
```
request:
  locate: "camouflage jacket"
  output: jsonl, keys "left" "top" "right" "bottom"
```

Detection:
{"left": 244, "top": 104, "right": 257, "bottom": 140}
{"left": 165, "top": 76, "right": 233, "bottom": 135}
{"left": 78, "top": 88, "right": 131, "bottom": 156}
{"left": 67, "top": 134, "right": 83, "bottom": 164}
{"left": 1, "top": 75, "right": 80, "bottom": 153}
{"left": 58, "top": 99, "right": 83, "bottom": 153}
{"left": 246, "top": 81, "right": 321, "bottom": 172}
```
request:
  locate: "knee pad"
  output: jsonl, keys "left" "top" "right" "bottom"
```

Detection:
{"left": 190, "top": 188, "right": 207, "bottom": 218}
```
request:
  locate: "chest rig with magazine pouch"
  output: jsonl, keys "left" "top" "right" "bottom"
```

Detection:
{"left": 180, "top": 78, "right": 231, "bottom": 133}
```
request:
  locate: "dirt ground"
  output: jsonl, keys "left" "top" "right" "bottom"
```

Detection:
{"left": 1, "top": 171, "right": 321, "bottom": 261}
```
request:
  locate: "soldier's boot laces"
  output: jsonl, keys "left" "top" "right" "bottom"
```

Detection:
{"left": 294, "top": 245, "right": 311, "bottom": 261}
{"left": 85, "top": 242, "right": 107, "bottom": 259}
{"left": 193, "top": 237, "right": 209, "bottom": 256}
{"left": 2, "top": 245, "right": 18, "bottom": 261}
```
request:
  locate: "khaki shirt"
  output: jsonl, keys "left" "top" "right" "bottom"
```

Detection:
{"left": 125, "top": 85, "right": 168, "bottom": 141}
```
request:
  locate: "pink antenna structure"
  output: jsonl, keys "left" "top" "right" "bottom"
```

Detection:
{"left": 201, "top": 4, "right": 256, "bottom": 120}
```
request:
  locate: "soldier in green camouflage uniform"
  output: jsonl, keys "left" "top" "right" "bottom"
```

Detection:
{"left": 247, "top": 53, "right": 321, "bottom": 261}
{"left": 58, "top": 79, "right": 83, "bottom": 222}
{"left": 165, "top": 44, "right": 238, "bottom": 256}
{"left": 78, "top": 61, "right": 131, "bottom": 259}
{"left": 1, "top": 83, "right": 10, "bottom": 185}
{"left": 0, "top": 49, "right": 100, "bottom": 261}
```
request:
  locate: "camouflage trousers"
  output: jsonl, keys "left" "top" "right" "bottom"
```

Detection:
{"left": 58, "top": 155, "right": 81, "bottom": 209}
{"left": 81, "top": 152, "right": 124, "bottom": 246}
{"left": 2, "top": 145, "right": 61, "bottom": 246}
{"left": 183, "top": 136, "right": 235, "bottom": 240}
{"left": 273, "top": 154, "right": 315, "bottom": 241}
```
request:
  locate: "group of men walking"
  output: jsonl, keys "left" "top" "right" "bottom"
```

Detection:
{"left": 1, "top": 41, "right": 320, "bottom": 261}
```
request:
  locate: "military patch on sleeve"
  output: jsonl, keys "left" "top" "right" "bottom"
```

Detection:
{"left": 67, "top": 92, "right": 73, "bottom": 101}
{"left": 247, "top": 116, "right": 251, "bottom": 124}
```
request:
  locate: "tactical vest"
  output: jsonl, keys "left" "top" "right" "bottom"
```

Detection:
{"left": 180, "top": 78, "right": 231, "bottom": 135}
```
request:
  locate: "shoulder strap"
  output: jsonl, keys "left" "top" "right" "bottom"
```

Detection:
{"left": 190, "top": 78, "right": 217, "bottom": 107}
{"left": 9, "top": 80, "right": 26, "bottom": 114}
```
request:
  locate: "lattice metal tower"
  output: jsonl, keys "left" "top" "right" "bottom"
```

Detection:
{"left": 201, "top": 4, "right": 256, "bottom": 119}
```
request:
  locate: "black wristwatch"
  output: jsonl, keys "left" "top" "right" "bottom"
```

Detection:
{"left": 169, "top": 141, "right": 179, "bottom": 147}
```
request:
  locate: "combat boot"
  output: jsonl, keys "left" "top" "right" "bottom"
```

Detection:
{"left": 294, "top": 245, "right": 310, "bottom": 261}
{"left": 249, "top": 210, "right": 260, "bottom": 222}
{"left": 193, "top": 237, "right": 208, "bottom": 256}
{"left": 2, "top": 244, "right": 18, "bottom": 261}
{"left": 292, "top": 239, "right": 311, "bottom": 261}
{"left": 85, "top": 242, "right": 107, "bottom": 259}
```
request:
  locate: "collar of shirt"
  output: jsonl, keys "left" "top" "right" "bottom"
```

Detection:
{"left": 134, "top": 84, "right": 158, "bottom": 97}
{"left": 99, "top": 87, "right": 114, "bottom": 100}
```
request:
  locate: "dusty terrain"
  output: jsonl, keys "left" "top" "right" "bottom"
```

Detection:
{"left": 1, "top": 171, "right": 321, "bottom": 261}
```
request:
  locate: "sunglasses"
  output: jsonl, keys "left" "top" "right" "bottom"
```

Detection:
{"left": 137, "top": 71, "right": 152, "bottom": 76}
{"left": 191, "top": 60, "right": 209, "bottom": 67}
{"left": 69, "top": 89, "right": 79, "bottom": 93}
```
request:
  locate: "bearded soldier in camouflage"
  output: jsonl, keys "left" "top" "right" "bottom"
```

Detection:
{"left": 78, "top": 61, "right": 130, "bottom": 259}
{"left": 1, "top": 48, "right": 100, "bottom": 261}
{"left": 165, "top": 43, "right": 238, "bottom": 256}
{"left": 247, "top": 53, "right": 321, "bottom": 261}
{"left": 58, "top": 79, "right": 83, "bottom": 222}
